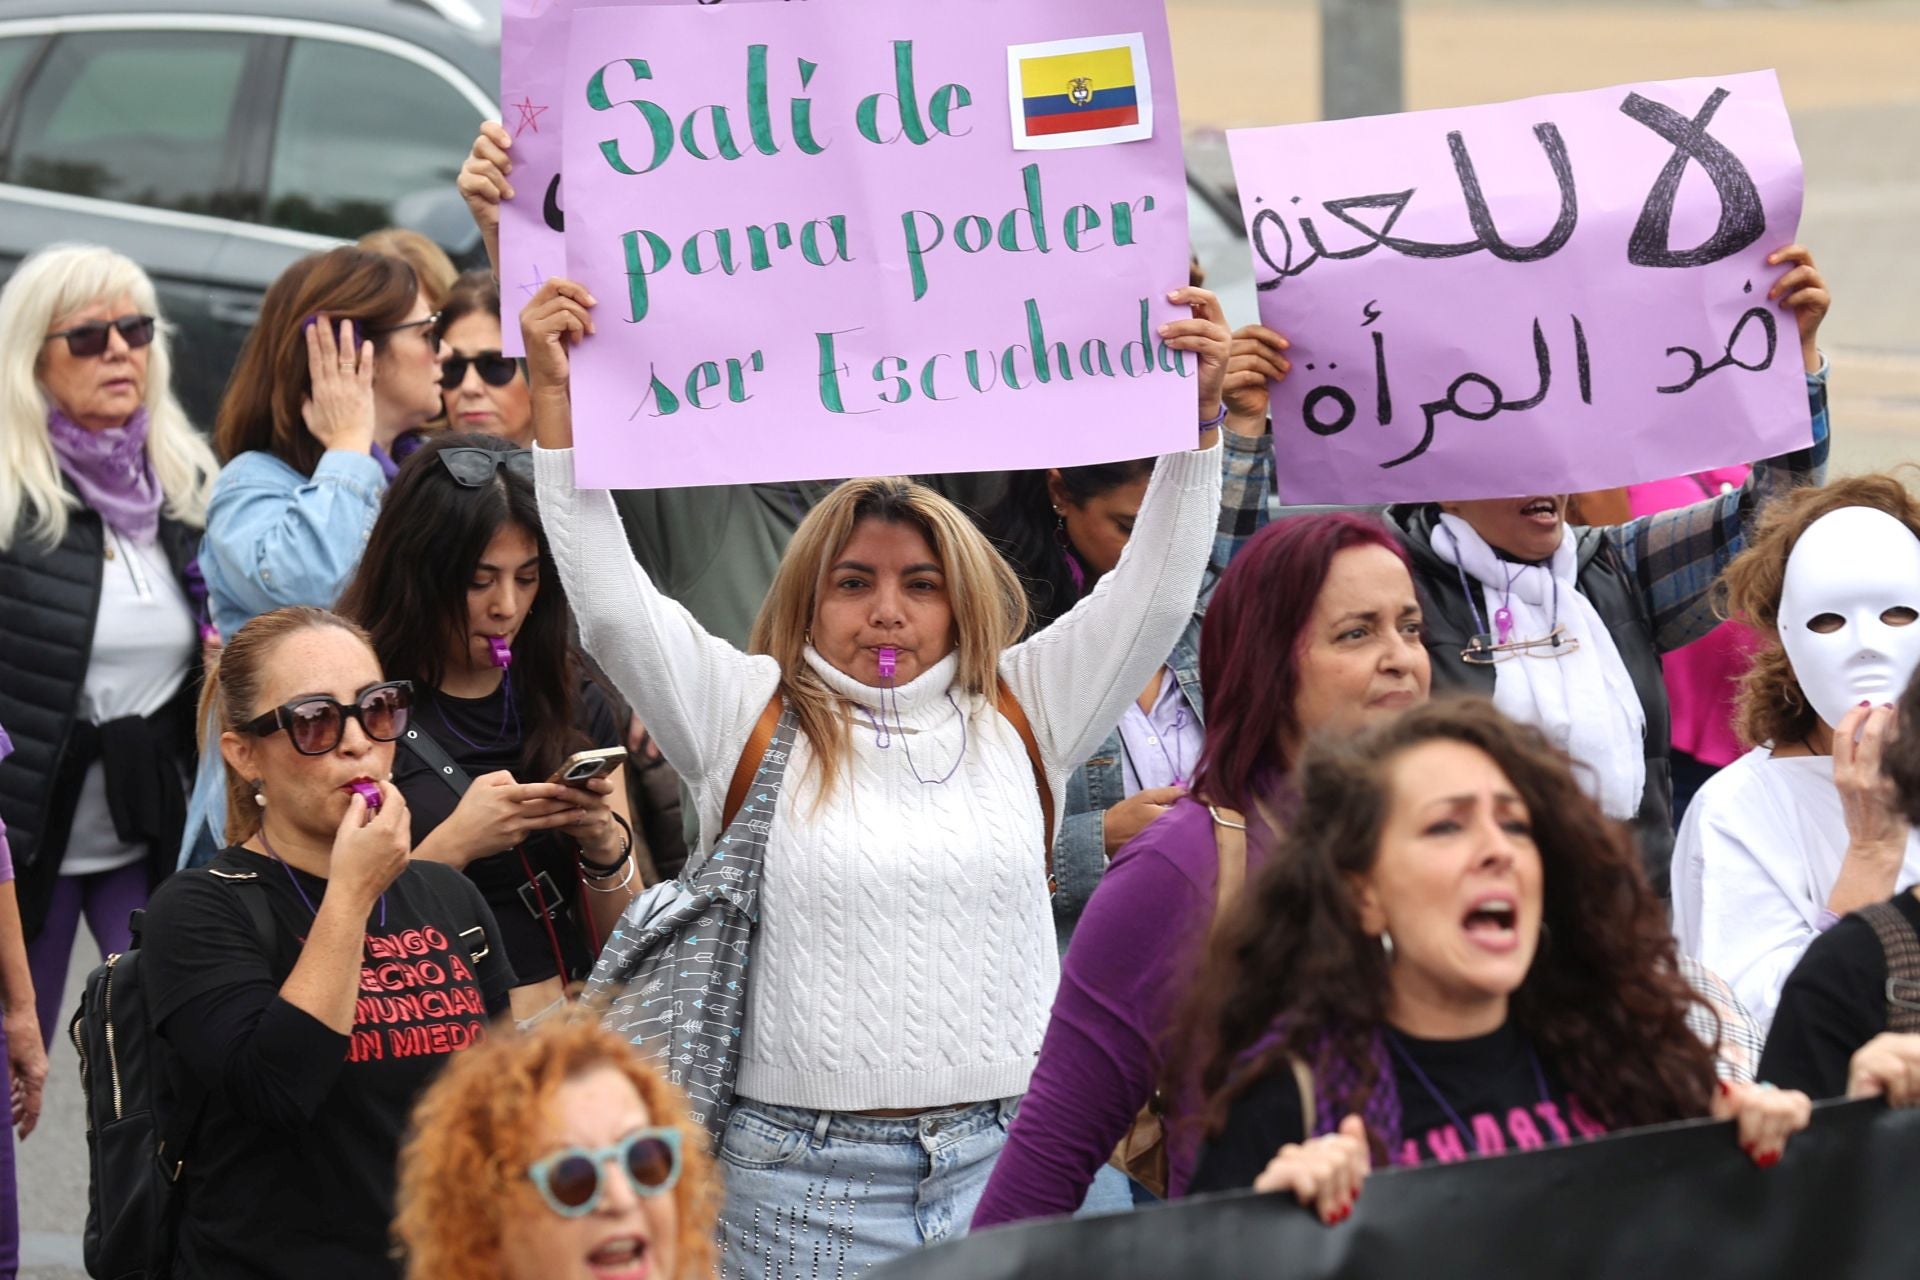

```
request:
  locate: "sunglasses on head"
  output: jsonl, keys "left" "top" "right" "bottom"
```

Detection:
{"left": 440, "top": 349, "right": 520, "bottom": 390}
{"left": 240, "top": 681, "right": 413, "bottom": 756}
{"left": 437, "top": 446, "right": 534, "bottom": 487}
{"left": 527, "top": 1128, "right": 683, "bottom": 1218}
{"left": 47, "top": 314, "right": 156, "bottom": 358}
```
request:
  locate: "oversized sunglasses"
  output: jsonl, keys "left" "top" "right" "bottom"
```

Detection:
{"left": 47, "top": 314, "right": 156, "bottom": 358}
{"left": 440, "top": 349, "right": 520, "bottom": 390}
{"left": 370, "top": 311, "right": 443, "bottom": 353}
{"left": 438, "top": 446, "right": 534, "bottom": 487}
{"left": 240, "top": 681, "right": 413, "bottom": 755}
{"left": 527, "top": 1128, "right": 682, "bottom": 1217}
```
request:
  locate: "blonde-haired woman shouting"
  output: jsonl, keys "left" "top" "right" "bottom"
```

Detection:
{"left": 520, "top": 276, "right": 1229, "bottom": 1277}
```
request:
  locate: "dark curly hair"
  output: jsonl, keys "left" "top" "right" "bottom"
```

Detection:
{"left": 1883, "top": 667, "right": 1920, "bottom": 824}
{"left": 1177, "top": 697, "right": 1716, "bottom": 1158}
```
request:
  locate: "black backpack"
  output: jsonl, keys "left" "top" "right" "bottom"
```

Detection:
{"left": 69, "top": 867, "right": 275, "bottom": 1280}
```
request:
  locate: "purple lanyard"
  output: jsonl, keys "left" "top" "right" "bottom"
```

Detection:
{"left": 1384, "top": 1027, "right": 1551, "bottom": 1155}
{"left": 258, "top": 828, "right": 386, "bottom": 929}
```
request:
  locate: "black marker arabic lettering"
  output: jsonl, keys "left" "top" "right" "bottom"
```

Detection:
{"left": 543, "top": 174, "right": 565, "bottom": 233}
{"left": 1371, "top": 329, "right": 1393, "bottom": 425}
{"left": 1251, "top": 123, "right": 1578, "bottom": 290}
{"left": 1621, "top": 88, "right": 1765, "bottom": 268}
{"left": 1573, "top": 316, "right": 1592, "bottom": 404}
{"left": 1656, "top": 305, "right": 1778, "bottom": 394}
{"left": 1378, "top": 316, "right": 1579, "bottom": 470}
{"left": 1303, "top": 386, "right": 1358, "bottom": 436}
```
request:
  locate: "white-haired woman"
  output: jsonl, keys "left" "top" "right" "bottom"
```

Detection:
{"left": 0, "top": 243, "right": 217, "bottom": 1049}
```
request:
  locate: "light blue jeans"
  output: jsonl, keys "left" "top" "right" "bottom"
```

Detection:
{"left": 714, "top": 1097, "right": 1015, "bottom": 1280}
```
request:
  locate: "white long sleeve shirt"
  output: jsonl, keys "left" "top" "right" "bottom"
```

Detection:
{"left": 535, "top": 443, "right": 1222, "bottom": 1109}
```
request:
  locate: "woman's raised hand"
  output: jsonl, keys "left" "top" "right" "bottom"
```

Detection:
{"left": 1221, "top": 325, "right": 1292, "bottom": 434}
{"left": 300, "top": 317, "right": 377, "bottom": 455}
{"left": 458, "top": 122, "right": 515, "bottom": 274}
{"left": 1827, "top": 702, "right": 1910, "bottom": 915}
{"left": 1252, "top": 1113, "right": 1371, "bottom": 1224}
{"left": 1161, "top": 286, "right": 1232, "bottom": 435}
{"left": 327, "top": 781, "right": 411, "bottom": 911}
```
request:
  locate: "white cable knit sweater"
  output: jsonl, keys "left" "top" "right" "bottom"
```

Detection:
{"left": 535, "top": 444, "right": 1223, "bottom": 1109}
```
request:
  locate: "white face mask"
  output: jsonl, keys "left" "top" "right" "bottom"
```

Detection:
{"left": 1778, "top": 506, "right": 1920, "bottom": 729}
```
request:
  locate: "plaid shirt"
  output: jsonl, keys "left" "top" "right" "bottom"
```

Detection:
{"left": 1614, "top": 362, "right": 1831, "bottom": 652}
{"left": 1213, "top": 427, "right": 1276, "bottom": 575}
{"left": 1680, "top": 954, "right": 1765, "bottom": 1083}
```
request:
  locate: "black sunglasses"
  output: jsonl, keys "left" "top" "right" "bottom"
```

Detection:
{"left": 438, "top": 447, "right": 534, "bottom": 487}
{"left": 240, "top": 681, "right": 413, "bottom": 756}
{"left": 370, "top": 312, "right": 443, "bottom": 353}
{"left": 47, "top": 314, "right": 156, "bottom": 358}
{"left": 440, "top": 349, "right": 520, "bottom": 391}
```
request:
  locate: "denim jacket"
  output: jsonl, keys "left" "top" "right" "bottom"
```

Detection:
{"left": 1052, "top": 429, "right": 1274, "bottom": 949}
{"left": 180, "top": 447, "right": 387, "bottom": 864}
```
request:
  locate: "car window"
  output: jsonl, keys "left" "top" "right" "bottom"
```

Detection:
{"left": 266, "top": 39, "right": 479, "bottom": 238}
{"left": 6, "top": 30, "right": 250, "bottom": 214}
{"left": 0, "top": 35, "right": 41, "bottom": 110}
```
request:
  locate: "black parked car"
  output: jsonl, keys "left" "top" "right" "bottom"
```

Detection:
{"left": 0, "top": 0, "right": 499, "bottom": 425}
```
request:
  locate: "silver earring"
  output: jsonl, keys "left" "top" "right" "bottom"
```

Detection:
{"left": 1380, "top": 930, "right": 1394, "bottom": 963}
{"left": 252, "top": 779, "right": 267, "bottom": 808}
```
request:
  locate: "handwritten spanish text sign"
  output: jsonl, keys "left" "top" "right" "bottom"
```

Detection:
{"left": 499, "top": 0, "right": 757, "bottom": 357}
{"left": 558, "top": 0, "right": 1193, "bottom": 489}
{"left": 1228, "top": 71, "right": 1807, "bottom": 505}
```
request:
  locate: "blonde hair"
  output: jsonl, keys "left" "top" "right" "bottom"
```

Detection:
{"left": 0, "top": 243, "right": 217, "bottom": 551}
{"left": 357, "top": 228, "right": 459, "bottom": 307}
{"left": 748, "top": 477, "right": 1027, "bottom": 799}
{"left": 198, "top": 606, "right": 375, "bottom": 841}
{"left": 395, "top": 1015, "right": 719, "bottom": 1280}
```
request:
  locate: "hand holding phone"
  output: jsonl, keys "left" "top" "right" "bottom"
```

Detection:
{"left": 548, "top": 746, "right": 627, "bottom": 787}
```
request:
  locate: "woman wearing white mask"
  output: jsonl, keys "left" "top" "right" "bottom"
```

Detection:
{"left": 1674, "top": 476, "right": 1920, "bottom": 1032}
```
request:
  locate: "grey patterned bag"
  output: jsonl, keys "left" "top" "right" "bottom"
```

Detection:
{"left": 584, "top": 707, "right": 797, "bottom": 1139}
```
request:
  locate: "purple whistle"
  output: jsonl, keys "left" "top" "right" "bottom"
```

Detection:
{"left": 488, "top": 636, "right": 512, "bottom": 669}
{"left": 876, "top": 646, "right": 898, "bottom": 680}
{"left": 347, "top": 779, "right": 382, "bottom": 813}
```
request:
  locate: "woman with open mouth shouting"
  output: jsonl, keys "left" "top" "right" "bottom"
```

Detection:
{"left": 1385, "top": 245, "right": 1833, "bottom": 897}
{"left": 1182, "top": 699, "right": 1828, "bottom": 1218}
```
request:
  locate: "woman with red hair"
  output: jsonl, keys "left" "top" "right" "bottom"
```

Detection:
{"left": 395, "top": 1016, "right": 720, "bottom": 1280}
{"left": 971, "top": 512, "right": 1432, "bottom": 1225}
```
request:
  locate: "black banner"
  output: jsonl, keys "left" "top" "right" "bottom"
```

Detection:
{"left": 882, "top": 1101, "right": 1920, "bottom": 1279}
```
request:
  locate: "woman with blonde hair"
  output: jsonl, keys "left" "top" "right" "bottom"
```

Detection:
{"left": 396, "top": 1016, "right": 719, "bottom": 1280}
{"left": 0, "top": 243, "right": 217, "bottom": 1049}
{"left": 1674, "top": 473, "right": 1920, "bottom": 1031}
{"left": 518, "top": 273, "right": 1230, "bottom": 1276}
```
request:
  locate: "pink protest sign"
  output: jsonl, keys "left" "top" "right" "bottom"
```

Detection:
{"left": 1228, "top": 71, "right": 1808, "bottom": 505}
{"left": 499, "top": 0, "right": 755, "bottom": 357}
{"left": 557, "top": 0, "right": 1194, "bottom": 489}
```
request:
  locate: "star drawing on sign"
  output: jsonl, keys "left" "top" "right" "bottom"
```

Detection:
{"left": 509, "top": 95, "right": 549, "bottom": 137}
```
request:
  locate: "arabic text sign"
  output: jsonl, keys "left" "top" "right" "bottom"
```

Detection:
{"left": 559, "top": 0, "right": 1192, "bottom": 489}
{"left": 1228, "top": 71, "right": 1807, "bottom": 505}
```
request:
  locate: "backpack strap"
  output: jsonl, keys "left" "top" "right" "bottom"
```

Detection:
{"left": 1860, "top": 900, "right": 1920, "bottom": 1034}
{"left": 994, "top": 678, "right": 1055, "bottom": 889}
{"left": 722, "top": 696, "right": 785, "bottom": 833}
{"left": 400, "top": 722, "right": 472, "bottom": 800}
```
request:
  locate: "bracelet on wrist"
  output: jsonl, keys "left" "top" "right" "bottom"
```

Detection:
{"left": 1199, "top": 403, "right": 1228, "bottom": 434}
{"left": 577, "top": 812, "right": 634, "bottom": 875}
{"left": 582, "top": 859, "right": 637, "bottom": 893}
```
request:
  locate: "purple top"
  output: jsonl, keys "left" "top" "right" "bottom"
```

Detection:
{"left": 1114, "top": 667, "right": 1203, "bottom": 793}
{"left": 972, "top": 797, "right": 1275, "bottom": 1227}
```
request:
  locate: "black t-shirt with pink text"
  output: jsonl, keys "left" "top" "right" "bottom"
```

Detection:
{"left": 1190, "top": 1021, "right": 1606, "bottom": 1193}
{"left": 142, "top": 847, "right": 517, "bottom": 1279}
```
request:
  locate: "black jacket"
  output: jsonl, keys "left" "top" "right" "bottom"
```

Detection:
{"left": 0, "top": 505, "right": 201, "bottom": 933}
{"left": 1390, "top": 504, "right": 1675, "bottom": 895}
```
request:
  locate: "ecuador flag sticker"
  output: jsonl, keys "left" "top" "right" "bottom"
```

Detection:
{"left": 1007, "top": 33, "right": 1154, "bottom": 151}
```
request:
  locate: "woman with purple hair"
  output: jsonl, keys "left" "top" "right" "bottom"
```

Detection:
{"left": 971, "top": 508, "right": 1432, "bottom": 1226}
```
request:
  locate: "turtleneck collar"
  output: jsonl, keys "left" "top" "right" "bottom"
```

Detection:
{"left": 802, "top": 645, "right": 960, "bottom": 717}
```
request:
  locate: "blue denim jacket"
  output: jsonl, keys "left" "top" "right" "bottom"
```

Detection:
{"left": 1051, "top": 430, "right": 1274, "bottom": 950}
{"left": 180, "top": 447, "right": 387, "bottom": 864}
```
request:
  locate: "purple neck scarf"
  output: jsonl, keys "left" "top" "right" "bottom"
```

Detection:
{"left": 47, "top": 406, "right": 162, "bottom": 544}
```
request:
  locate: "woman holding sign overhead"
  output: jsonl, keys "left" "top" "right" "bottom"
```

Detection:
{"left": 1387, "top": 244, "right": 1832, "bottom": 896}
{"left": 520, "top": 272, "right": 1229, "bottom": 1275}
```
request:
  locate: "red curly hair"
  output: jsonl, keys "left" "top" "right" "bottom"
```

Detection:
{"left": 394, "top": 1017, "right": 719, "bottom": 1279}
